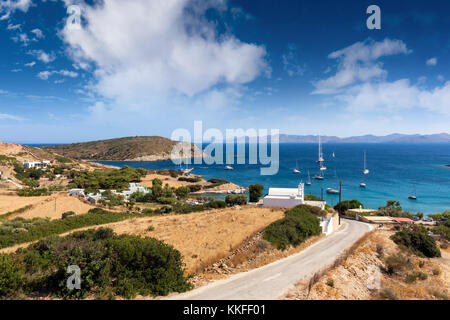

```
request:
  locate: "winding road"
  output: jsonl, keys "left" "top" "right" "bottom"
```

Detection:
{"left": 169, "top": 219, "right": 373, "bottom": 300}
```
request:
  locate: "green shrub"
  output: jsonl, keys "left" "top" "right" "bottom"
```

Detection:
{"left": 405, "top": 271, "right": 428, "bottom": 283}
{"left": 205, "top": 178, "right": 228, "bottom": 188}
{"left": 175, "top": 186, "right": 190, "bottom": 199}
{"left": 384, "top": 253, "right": 410, "bottom": 275}
{"left": 433, "top": 224, "right": 450, "bottom": 241}
{"left": 178, "top": 177, "right": 201, "bottom": 183}
{"left": 2, "top": 228, "right": 192, "bottom": 299}
{"left": 0, "top": 254, "right": 25, "bottom": 298}
{"left": 225, "top": 194, "right": 247, "bottom": 206}
{"left": 0, "top": 209, "right": 154, "bottom": 249}
{"left": 334, "top": 200, "right": 363, "bottom": 214}
{"left": 17, "top": 188, "right": 50, "bottom": 197}
{"left": 55, "top": 155, "right": 72, "bottom": 163}
{"left": 188, "top": 184, "right": 202, "bottom": 192}
{"left": 205, "top": 200, "right": 227, "bottom": 209}
{"left": 304, "top": 194, "right": 322, "bottom": 201}
{"left": 61, "top": 211, "right": 76, "bottom": 219}
{"left": 156, "top": 197, "right": 177, "bottom": 205}
{"left": 391, "top": 230, "right": 441, "bottom": 258}
{"left": 263, "top": 206, "right": 321, "bottom": 250}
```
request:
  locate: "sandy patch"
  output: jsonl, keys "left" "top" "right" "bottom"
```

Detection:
{"left": 0, "top": 194, "right": 53, "bottom": 215}
{"left": 6, "top": 194, "right": 98, "bottom": 220}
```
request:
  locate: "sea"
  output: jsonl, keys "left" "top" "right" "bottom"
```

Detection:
{"left": 89, "top": 143, "right": 450, "bottom": 215}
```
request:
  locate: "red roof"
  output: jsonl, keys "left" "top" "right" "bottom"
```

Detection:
{"left": 392, "top": 217, "right": 414, "bottom": 223}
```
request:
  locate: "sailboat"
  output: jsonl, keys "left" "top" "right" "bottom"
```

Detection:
{"left": 332, "top": 152, "right": 335, "bottom": 158}
{"left": 316, "top": 135, "right": 326, "bottom": 167}
{"left": 293, "top": 160, "right": 300, "bottom": 174}
{"left": 363, "top": 151, "right": 369, "bottom": 175}
{"left": 360, "top": 151, "right": 369, "bottom": 187}
{"left": 327, "top": 169, "right": 340, "bottom": 194}
{"left": 408, "top": 185, "right": 417, "bottom": 200}
{"left": 306, "top": 171, "right": 312, "bottom": 185}
{"left": 313, "top": 171, "right": 324, "bottom": 180}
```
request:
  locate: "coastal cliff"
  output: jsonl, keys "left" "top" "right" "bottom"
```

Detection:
{"left": 42, "top": 136, "right": 203, "bottom": 162}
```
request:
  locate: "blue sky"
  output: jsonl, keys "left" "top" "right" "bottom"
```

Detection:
{"left": 0, "top": 0, "right": 449, "bottom": 143}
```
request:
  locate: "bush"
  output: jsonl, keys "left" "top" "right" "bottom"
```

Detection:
{"left": 0, "top": 254, "right": 25, "bottom": 298}
{"left": 304, "top": 194, "right": 322, "bottom": 201}
{"left": 17, "top": 188, "right": 50, "bottom": 197}
{"left": 433, "top": 224, "right": 450, "bottom": 241}
{"left": 391, "top": 230, "right": 441, "bottom": 258}
{"left": 225, "top": 194, "right": 247, "bottom": 206}
{"left": 263, "top": 206, "right": 322, "bottom": 250}
{"left": 205, "top": 178, "right": 228, "bottom": 188}
{"left": 178, "top": 177, "right": 201, "bottom": 183}
{"left": 55, "top": 155, "right": 72, "bottom": 163}
{"left": 384, "top": 253, "right": 410, "bottom": 275}
{"left": 61, "top": 211, "right": 76, "bottom": 219}
{"left": 205, "top": 200, "right": 227, "bottom": 209}
{"left": 248, "top": 184, "right": 264, "bottom": 202}
{"left": 175, "top": 186, "right": 190, "bottom": 199}
{"left": 0, "top": 209, "right": 154, "bottom": 249}
{"left": 405, "top": 271, "right": 428, "bottom": 283}
{"left": 156, "top": 197, "right": 177, "bottom": 205}
{"left": 1, "top": 228, "right": 192, "bottom": 299}
{"left": 188, "top": 184, "right": 202, "bottom": 192}
{"left": 334, "top": 200, "right": 363, "bottom": 214}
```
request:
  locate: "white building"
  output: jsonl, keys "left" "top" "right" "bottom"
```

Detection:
{"left": 263, "top": 183, "right": 326, "bottom": 210}
{"left": 263, "top": 183, "right": 306, "bottom": 208}
{"left": 69, "top": 188, "right": 85, "bottom": 197}
{"left": 22, "top": 160, "right": 51, "bottom": 169}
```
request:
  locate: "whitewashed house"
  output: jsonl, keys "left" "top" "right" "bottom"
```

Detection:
{"left": 263, "top": 183, "right": 326, "bottom": 210}
{"left": 69, "top": 188, "right": 85, "bottom": 197}
{"left": 22, "top": 160, "right": 51, "bottom": 169}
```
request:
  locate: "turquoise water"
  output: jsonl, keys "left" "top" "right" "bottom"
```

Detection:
{"left": 95, "top": 143, "right": 450, "bottom": 214}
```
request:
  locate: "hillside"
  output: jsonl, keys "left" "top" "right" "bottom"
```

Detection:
{"left": 41, "top": 136, "right": 202, "bottom": 161}
{"left": 274, "top": 133, "right": 450, "bottom": 143}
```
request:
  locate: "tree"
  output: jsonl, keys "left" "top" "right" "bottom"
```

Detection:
{"left": 334, "top": 200, "right": 363, "bottom": 214}
{"left": 175, "top": 186, "right": 190, "bottom": 199}
{"left": 378, "top": 200, "right": 404, "bottom": 217}
{"left": 248, "top": 184, "right": 264, "bottom": 202}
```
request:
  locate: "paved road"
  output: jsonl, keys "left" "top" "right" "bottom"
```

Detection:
{"left": 169, "top": 219, "right": 373, "bottom": 300}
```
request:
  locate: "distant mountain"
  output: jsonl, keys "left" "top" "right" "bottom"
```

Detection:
{"left": 42, "top": 136, "right": 202, "bottom": 161}
{"left": 273, "top": 133, "right": 450, "bottom": 143}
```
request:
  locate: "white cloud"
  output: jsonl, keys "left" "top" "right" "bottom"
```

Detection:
{"left": 24, "top": 61, "right": 35, "bottom": 67}
{"left": 339, "top": 79, "right": 450, "bottom": 116}
{"left": 314, "top": 38, "right": 450, "bottom": 118}
{"left": 0, "top": 0, "right": 33, "bottom": 20}
{"left": 30, "top": 28, "right": 43, "bottom": 39}
{"left": 313, "top": 38, "right": 411, "bottom": 94}
{"left": 282, "top": 44, "right": 304, "bottom": 77}
{"left": 426, "top": 57, "right": 437, "bottom": 66}
{"left": 11, "top": 32, "right": 29, "bottom": 45}
{"left": 0, "top": 113, "right": 25, "bottom": 121}
{"left": 60, "top": 0, "right": 268, "bottom": 113}
{"left": 37, "top": 69, "right": 78, "bottom": 80}
{"left": 28, "top": 49, "right": 56, "bottom": 63}
{"left": 6, "top": 23, "right": 20, "bottom": 30}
